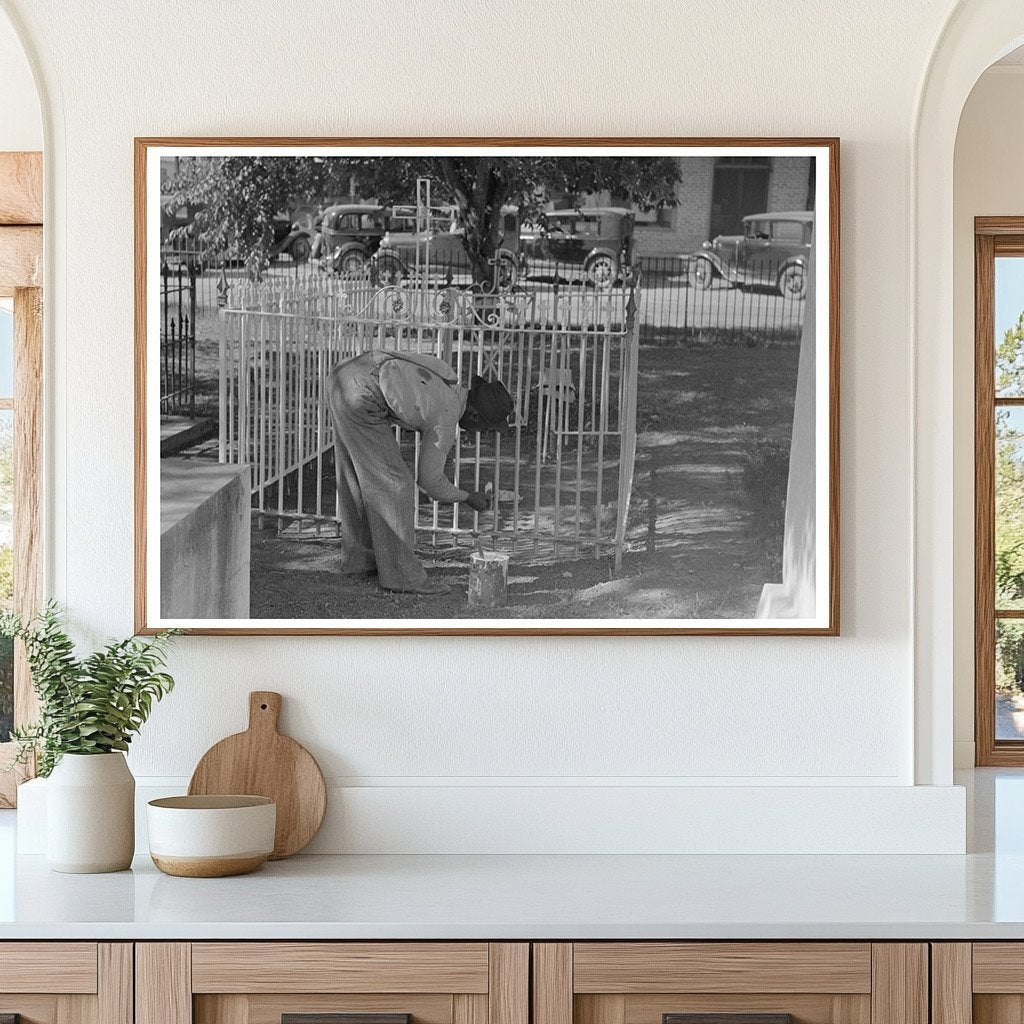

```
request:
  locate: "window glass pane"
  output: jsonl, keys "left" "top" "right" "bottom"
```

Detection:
{"left": 0, "top": 409, "right": 11, "bottom": 742}
{"left": 0, "top": 307, "right": 13, "bottom": 399}
{"left": 997, "top": 407, "right": 1024, "bottom": 609}
{"left": 997, "top": 620, "right": 1024, "bottom": 740}
{"left": 996, "top": 256, "right": 1024, "bottom": 396}
{"left": 772, "top": 221, "right": 805, "bottom": 242}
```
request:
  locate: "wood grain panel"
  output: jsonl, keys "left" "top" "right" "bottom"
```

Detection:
{"left": 0, "top": 994, "right": 60, "bottom": 1024}
{"left": 240, "top": 994, "right": 454, "bottom": 1024}
{"left": 0, "top": 226, "right": 42, "bottom": 295}
{"left": 194, "top": 995, "right": 248, "bottom": 1024}
{"left": 454, "top": 994, "right": 487, "bottom": 1024}
{"left": 621, "top": 993, "right": 870, "bottom": 1024}
{"left": 573, "top": 944, "right": 872, "bottom": 994}
{"left": 0, "top": 153, "right": 42, "bottom": 225}
{"left": 0, "top": 943, "right": 97, "bottom": 993}
{"left": 191, "top": 944, "right": 489, "bottom": 994}
{"left": 576, "top": 996, "right": 625, "bottom": 1024}
{"left": 972, "top": 944, "right": 1024, "bottom": 992}
{"left": 98, "top": 944, "right": 133, "bottom": 1024}
{"left": 136, "top": 943, "right": 192, "bottom": 1024}
{"left": 976, "top": 230, "right": 999, "bottom": 765}
{"left": 974, "top": 996, "right": 1024, "bottom": 1024}
{"left": 977, "top": 218, "right": 1024, "bottom": 237}
{"left": 870, "top": 945, "right": 927, "bottom": 1024}
{"left": 56, "top": 993, "right": 95, "bottom": 1024}
{"left": 14, "top": 286, "right": 43, "bottom": 722}
{"left": 488, "top": 944, "right": 528, "bottom": 1024}
{"left": 534, "top": 944, "right": 572, "bottom": 1024}
{"left": 931, "top": 944, "right": 971, "bottom": 1024}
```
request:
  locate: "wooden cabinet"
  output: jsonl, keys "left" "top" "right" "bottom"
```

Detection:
{"left": 532, "top": 944, "right": 928, "bottom": 1024}
{"left": 931, "top": 943, "right": 1024, "bottom": 1024}
{"left": 136, "top": 944, "right": 528, "bottom": 1024}
{"left": 0, "top": 938, "right": 957, "bottom": 1024}
{"left": 0, "top": 942, "right": 132, "bottom": 1024}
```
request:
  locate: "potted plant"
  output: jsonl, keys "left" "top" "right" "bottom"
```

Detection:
{"left": 2, "top": 603, "right": 177, "bottom": 873}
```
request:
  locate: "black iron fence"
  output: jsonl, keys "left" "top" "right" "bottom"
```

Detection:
{"left": 160, "top": 258, "right": 197, "bottom": 415}
{"left": 161, "top": 243, "right": 807, "bottom": 359}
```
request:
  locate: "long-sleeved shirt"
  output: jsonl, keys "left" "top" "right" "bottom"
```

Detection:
{"left": 376, "top": 351, "right": 469, "bottom": 504}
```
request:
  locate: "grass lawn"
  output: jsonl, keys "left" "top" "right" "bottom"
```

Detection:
{"left": 245, "top": 341, "right": 799, "bottom": 620}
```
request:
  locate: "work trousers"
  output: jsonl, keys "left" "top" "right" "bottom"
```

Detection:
{"left": 325, "top": 352, "right": 429, "bottom": 591}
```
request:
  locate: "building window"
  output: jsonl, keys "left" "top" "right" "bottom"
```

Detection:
{"left": 709, "top": 156, "right": 770, "bottom": 238}
{"left": 975, "top": 219, "right": 1024, "bottom": 764}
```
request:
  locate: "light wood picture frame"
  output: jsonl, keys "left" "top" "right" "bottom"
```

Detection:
{"left": 135, "top": 137, "right": 839, "bottom": 636}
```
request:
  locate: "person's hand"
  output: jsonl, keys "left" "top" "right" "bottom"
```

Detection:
{"left": 465, "top": 490, "right": 491, "bottom": 512}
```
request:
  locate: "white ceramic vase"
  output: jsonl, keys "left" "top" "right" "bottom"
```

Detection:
{"left": 46, "top": 752, "right": 135, "bottom": 873}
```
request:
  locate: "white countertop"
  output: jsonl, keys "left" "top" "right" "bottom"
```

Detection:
{"left": 0, "top": 848, "right": 1022, "bottom": 940}
{"left": 1, "top": 769, "right": 1022, "bottom": 941}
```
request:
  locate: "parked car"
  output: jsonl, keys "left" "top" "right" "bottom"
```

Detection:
{"left": 372, "top": 205, "right": 522, "bottom": 288}
{"left": 686, "top": 211, "right": 813, "bottom": 299}
{"left": 270, "top": 208, "right": 316, "bottom": 263}
{"left": 315, "top": 203, "right": 389, "bottom": 274}
{"left": 520, "top": 207, "right": 635, "bottom": 288}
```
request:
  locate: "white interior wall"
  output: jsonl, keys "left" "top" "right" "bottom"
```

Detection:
{"left": 0, "top": 9, "right": 39, "bottom": 152}
{"left": 952, "top": 63, "right": 1024, "bottom": 767}
{"left": 0, "top": 0, "right": 980, "bottom": 852}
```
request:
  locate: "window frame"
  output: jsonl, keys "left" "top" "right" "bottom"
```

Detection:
{"left": 0, "top": 151, "right": 43, "bottom": 807}
{"left": 975, "top": 218, "right": 1024, "bottom": 765}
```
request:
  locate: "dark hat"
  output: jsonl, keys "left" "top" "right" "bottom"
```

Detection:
{"left": 469, "top": 375, "right": 514, "bottom": 428}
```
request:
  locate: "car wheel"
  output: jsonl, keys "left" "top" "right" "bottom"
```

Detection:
{"left": 288, "top": 236, "right": 312, "bottom": 263}
{"left": 687, "top": 258, "right": 715, "bottom": 290}
{"left": 777, "top": 263, "right": 807, "bottom": 300}
{"left": 586, "top": 254, "right": 619, "bottom": 289}
{"left": 337, "top": 250, "right": 368, "bottom": 276}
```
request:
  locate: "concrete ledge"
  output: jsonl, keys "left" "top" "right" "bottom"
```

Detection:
{"left": 160, "top": 459, "right": 251, "bottom": 619}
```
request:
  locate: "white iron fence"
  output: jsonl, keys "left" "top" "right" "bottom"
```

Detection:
{"left": 219, "top": 274, "right": 641, "bottom": 566}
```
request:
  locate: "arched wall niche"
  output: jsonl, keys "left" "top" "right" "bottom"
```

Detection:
{"left": 914, "top": 1, "right": 1024, "bottom": 785}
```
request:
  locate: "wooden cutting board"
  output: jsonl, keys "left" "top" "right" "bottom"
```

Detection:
{"left": 188, "top": 691, "right": 326, "bottom": 859}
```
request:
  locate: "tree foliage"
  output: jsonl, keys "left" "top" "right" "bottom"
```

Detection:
{"left": 1, "top": 603, "right": 179, "bottom": 776}
{"left": 995, "top": 313, "right": 1024, "bottom": 690}
{"left": 164, "top": 155, "right": 682, "bottom": 281}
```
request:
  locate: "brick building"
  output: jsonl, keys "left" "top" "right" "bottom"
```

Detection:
{"left": 588, "top": 155, "right": 815, "bottom": 258}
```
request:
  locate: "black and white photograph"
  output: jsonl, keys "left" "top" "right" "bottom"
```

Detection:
{"left": 138, "top": 140, "right": 838, "bottom": 634}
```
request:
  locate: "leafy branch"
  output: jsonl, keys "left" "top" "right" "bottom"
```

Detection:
{"left": 1, "top": 603, "right": 179, "bottom": 777}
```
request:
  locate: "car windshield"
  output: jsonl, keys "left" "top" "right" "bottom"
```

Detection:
{"left": 771, "top": 221, "right": 806, "bottom": 242}
{"left": 745, "top": 221, "right": 770, "bottom": 239}
{"left": 546, "top": 215, "right": 575, "bottom": 233}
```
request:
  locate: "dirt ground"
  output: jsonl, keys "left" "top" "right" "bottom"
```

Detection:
{"left": 246, "top": 342, "right": 799, "bottom": 620}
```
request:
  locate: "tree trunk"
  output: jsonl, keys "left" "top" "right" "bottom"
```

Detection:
{"left": 437, "top": 158, "right": 508, "bottom": 289}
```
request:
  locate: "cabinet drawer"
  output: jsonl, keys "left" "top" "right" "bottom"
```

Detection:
{"left": 0, "top": 943, "right": 130, "bottom": 1024}
{"left": 191, "top": 943, "right": 491, "bottom": 994}
{"left": 140, "top": 943, "right": 528, "bottom": 1024}
{"left": 534, "top": 943, "right": 925, "bottom": 1024}
{"left": 572, "top": 944, "right": 872, "bottom": 994}
{"left": 0, "top": 942, "right": 99, "bottom": 994}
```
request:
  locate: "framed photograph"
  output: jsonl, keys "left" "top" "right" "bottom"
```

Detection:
{"left": 135, "top": 137, "right": 839, "bottom": 635}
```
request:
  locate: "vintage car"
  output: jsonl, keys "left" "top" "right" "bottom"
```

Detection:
{"left": 371, "top": 205, "right": 522, "bottom": 288}
{"left": 686, "top": 211, "right": 813, "bottom": 299}
{"left": 315, "top": 203, "right": 389, "bottom": 274}
{"left": 162, "top": 201, "right": 315, "bottom": 265}
{"left": 520, "top": 207, "right": 635, "bottom": 288}
{"left": 270, "top": 208, "right": 316, "bottom": 263}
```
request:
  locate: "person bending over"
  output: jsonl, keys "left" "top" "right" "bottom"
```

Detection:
{"left": 326, "top": 349, "right": 513, "bottom": 596}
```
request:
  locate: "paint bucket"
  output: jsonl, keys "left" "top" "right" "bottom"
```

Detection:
{"left": 468, "top": 550, "right": 509, "bottom": 609}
